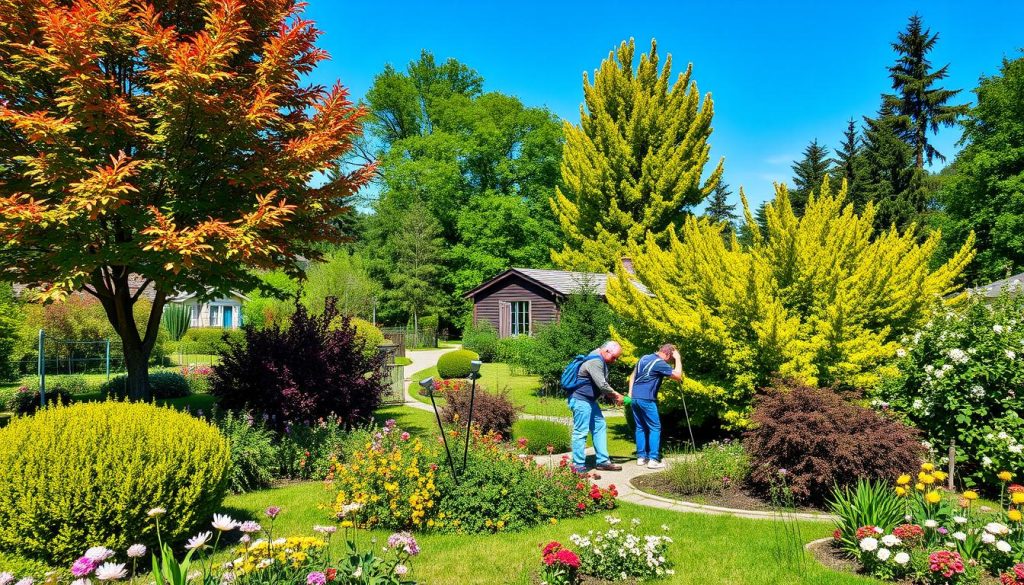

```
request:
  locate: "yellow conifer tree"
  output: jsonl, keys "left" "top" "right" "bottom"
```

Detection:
{"left": 607, "top": 176, "right": 975, "bottom": 428}
{"left": 550, "top": 38, "right": 723, "bottom": 272}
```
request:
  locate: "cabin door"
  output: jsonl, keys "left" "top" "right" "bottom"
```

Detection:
{"left": 498, "top": 301, "right": 510, "bottom": 338}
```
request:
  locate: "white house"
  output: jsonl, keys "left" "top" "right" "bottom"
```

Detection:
{"left": 167, "top": 290, "right": 250, "bottom": 329}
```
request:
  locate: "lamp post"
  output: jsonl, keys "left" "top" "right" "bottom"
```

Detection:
{"left": 421, "top": 376, "right": 458, "bottom": 484}
{"left": 462, "top": 360, "right": 483, "bottom": 471}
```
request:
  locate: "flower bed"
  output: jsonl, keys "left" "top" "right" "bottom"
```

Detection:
{"left": 537, "top": 516, "right": 674, "bottom": 584}
{"left": 329, "top": 421, "right": 617, "bottom": 534}
{"left": 829, "top": 463, "right": 1024, "bottom": 583}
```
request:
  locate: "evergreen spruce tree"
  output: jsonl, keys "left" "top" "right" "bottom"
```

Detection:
{"left": 884, "top": 14, "right": 968, "bottom": 168}
{"left": 860, "top": 105, "right": 926, "bottom": 232}
{"left": 789, "top": 139, "right": 833, "bottom": 216}
{"left": 703, "top": 181, "right": 739, "bottom": 234}
{"left": 551, "top": 38, "right": 723, "bottom": 272}
{"left": 832, "top": 120, "right": 865, "bottom": 209}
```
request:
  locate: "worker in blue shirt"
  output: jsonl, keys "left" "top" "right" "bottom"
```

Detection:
{"left": 628, "top": 343, "right": 683, "bottom": 469}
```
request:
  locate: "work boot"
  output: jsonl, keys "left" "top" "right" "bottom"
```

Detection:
{"left": 594, "top": 462, "right": 622, "bottom": 471}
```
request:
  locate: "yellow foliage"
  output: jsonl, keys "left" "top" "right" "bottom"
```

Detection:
{"left": 607, "top": 177, "right": 974, "bottom": 428}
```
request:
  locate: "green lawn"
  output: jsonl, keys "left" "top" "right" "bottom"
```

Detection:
{"left": 410, "top": 363, "right": 572, "bottom": 417}
{"left": 223, "top": 481, "right": 877, "bottom": 585}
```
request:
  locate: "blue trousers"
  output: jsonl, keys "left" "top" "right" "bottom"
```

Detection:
{"left": 632, "top": 398, "right": 662, "bottom": 461}
{"left": 568, "top": 396, "right": 609, "bottom": 469}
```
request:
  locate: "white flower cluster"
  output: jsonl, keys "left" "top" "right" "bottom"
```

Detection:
{"left": 569, "top": 517, "right": 675, "bottom": 580}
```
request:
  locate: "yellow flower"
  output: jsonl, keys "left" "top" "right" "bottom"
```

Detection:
{"left": 1009, "top": 510, "right": 1023, "bottom": 522}
{"left": 933, "top": 470, "right": 948, "bottom": 482}
{"left": 341, "top": 520, "right": 353, "bottom": 528}
{"left": 963, "top": 490, "right": 979, "bottom": 501}
{"left": 925, "top": 491, "right": 942, "bottom": 504}
{"left": 921, "top": 463, "right": 935, "bottom": 472}
{"left": 1012, "top": 493, "right": 1024, "bottom": 505}
{"left": 915, "top": 482, "right": 926, "bottom": 492}
{"left": 549, "top": 518, "right": 558, "bottom": 525}
{"left": 896, "top": 474, "right": 912, "bottom": 486}
{"left": 895, "top": 486, "right": 907, "bottom": 496}
{"left": 998, "top": 471, "right": 1013, "bottom": 482}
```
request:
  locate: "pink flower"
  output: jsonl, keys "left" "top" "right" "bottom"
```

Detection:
{"left": 71, "top": 557, "right": 96, "bottom": 577}
{"left": 400, "top": 432, "right": 410, "bottom": 441}
{"left": 265, "top": 506, "right": 281, "bottom": 519}
{"left": 306, "top": 572, "right": 326, "bottom": 585}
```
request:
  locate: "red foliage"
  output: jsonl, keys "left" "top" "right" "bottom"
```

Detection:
{"left": 744, "top": 381, "right": 924, "bottom": 506}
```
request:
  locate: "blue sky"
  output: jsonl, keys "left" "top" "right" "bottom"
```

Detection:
{"left": 304, "top": 0, "right": 1024, "bottom": 209}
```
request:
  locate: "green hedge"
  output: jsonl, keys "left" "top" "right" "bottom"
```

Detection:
{"left": 100, "top": 370, "right": 191, "bottom": 399}
{"left": 436, "top": 349, "right": 480, "bottom": 379}
{"left": 0, "top": 401, "right": 231, "bottom": 564}
{"left": 172, "top": 327, "right": 245, "bottom": 354}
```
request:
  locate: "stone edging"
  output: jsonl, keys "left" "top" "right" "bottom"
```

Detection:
{"left": 626, "top": 479, "right": 838, "bottom": 522}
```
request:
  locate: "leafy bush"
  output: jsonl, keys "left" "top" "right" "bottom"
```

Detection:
{"left": 0, "top": 401, "right": 230, "bottom": 564}
{"left": 211, "top": 298, "right": 388, "bottom": 428}
{"left": 441, "top": 385, "right": 518, "bottom": 437}
{"left": 496, "top": 334, "right": 537, "bottom": 375}
{"left": 101, "top": 370, "right": 191, "bottom": 399}
{"left": 179, "top": 364, "right": 213, "bottom": 393}
{"left": 663, "top": 440, "right": 750, "bottom": 495}
{"left": 0, "top": 552, "right": 55, "bottom": 581}
{"left": 348, "top": 317, "right": 385, "bottom": 356}
{"left": 607, "top": 179, "right": 975, "bottom": 429}
{"left": 525, "top": 292, "right": 622, "bottom": 392}
{"left": 21, "top": 373, "right": 91, "bottom": 395}
{"left": 214, "top": 410, "right": 277, "bottom": 494}
{"left": 436, "top": 348, "right": 479, "bottom": 379}
{"left": 743, "top": 381, "right": 924, "bottom": 506}
{"left": 3, "top": 385, "right": 71, "bottom": 415}
{"left": 275, "top": 415, "right": 360, "bottom": 480}
{"left": 178, "top": 327, "right": 245, "bottom": 355}
{"left": 332, "top": 419, "right": 440, "bottom": 530}
{"left": 0, "top": 283, "right": 21, "bottom": 382}
{"left": 512, "top": 419, "right": 571, "bottom": 455}
{"left": 432, "top": 428, "right": 617, "bottom": 534}
{"left": 879, "top": 293, "right": 1024, "bottom": 488}
{"left": 462, "top": 321, "right": 499, "bottom": 362}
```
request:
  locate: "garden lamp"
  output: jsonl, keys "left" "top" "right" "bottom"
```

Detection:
{"left": 421, "top": 376, "right": 458, "bottom": 484}
{"left": 462, "top": 360, "right": 483, "bottom": 471}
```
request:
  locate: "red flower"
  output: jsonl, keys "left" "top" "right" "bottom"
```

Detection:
{"left": 929, "top": 550, "right": 965, "bottom": 578}
{"left": 554, "top": 549, "right": 580, "bottom": 568}
{"left": 325, "top": 568, "right": 337, "bottom": 582}
{"left": 541, "top": 541, "right": 562, "bottom": 556}
{"left": 893, "top": 524, "right": 924, "bottom": 540}
{"left": 577, "top": 502, "right": 586, "bottom": 510}
{"left": 1000, "top": 563, "right": 1024, "bottom": 585}
{"left": 1010, "top": 484, "right": 1024, "bottom": 494}
{"left": 855, "top": 526, "right": 879, "bottom": 540}
{"left": 833, "top": 529, "right": 842, "bottom": 541}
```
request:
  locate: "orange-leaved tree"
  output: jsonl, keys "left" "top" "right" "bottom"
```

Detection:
{"left": 0, "top": 0, "right": 373, "bottom": 399}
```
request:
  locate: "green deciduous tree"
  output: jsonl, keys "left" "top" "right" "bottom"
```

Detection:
{"left": 790, "top": 139, "right": 833, "bottom": 216}
{"left": 375, "top": 202, "right": 444, "bottom": 331}
{"left": 883, "top": 14, "right": 968, "bottom": 168}
{"left": 360, "top": 52, "right": 562, "bottom": 325}
{"left": 940, "top": 54, "right": 1024, "bottom": 283}
{"left": 302, "top": 249, "right": 380, "bottom": 319}
{"left": 551, "top": 38, "right": 723, "bottom": 272}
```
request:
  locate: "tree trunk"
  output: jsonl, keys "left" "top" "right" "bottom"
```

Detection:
{"left": 89, "top": 267, "right": 167, "bottom": 401}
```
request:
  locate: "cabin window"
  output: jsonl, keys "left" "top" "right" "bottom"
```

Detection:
{"left": 209, "top": 304, "right": 220, "bottom": 327}
{"left": 510, "top": 301, "right": 530, "bottom": 336}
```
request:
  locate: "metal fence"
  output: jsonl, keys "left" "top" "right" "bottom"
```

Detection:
{"left": 381, "top": 327, "right": 437, "bottom": 353}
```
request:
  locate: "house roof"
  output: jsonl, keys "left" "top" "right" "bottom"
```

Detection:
{"left": 463, "top": 268, "right": 651, "bottom": 300}
{"left": 13, "top": 273, "right": 157, "bottom": 302}
{"left": 970, "top": 272, "right": 1024, "bottom": 298}
{"left": 168, "top": 288, "right": 250, "bottom": 303}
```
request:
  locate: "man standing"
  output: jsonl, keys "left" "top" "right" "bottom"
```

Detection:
{"left": 629, "top": 343, "right": 683, "bottom": 469}
{"left": 569, "top": 341, "right": 626, "bottom": 472}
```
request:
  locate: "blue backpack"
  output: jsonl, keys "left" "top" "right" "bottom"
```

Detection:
{"left": 560, "top": 354, "right": 603, "bottom": 396}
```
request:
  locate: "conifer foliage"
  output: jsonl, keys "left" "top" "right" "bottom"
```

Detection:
{"left": 0, "top": 1, "right": 372, "bottom": 399}
{"left": 551, "top": 38, "right": 723, "bottom": 272}
{"left": 606, "top": 177, "right": 974, "bottom": 428}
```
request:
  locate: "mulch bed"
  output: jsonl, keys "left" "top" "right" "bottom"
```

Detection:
{"left": 630, "top": 472, "right": 823, "bottom": 514}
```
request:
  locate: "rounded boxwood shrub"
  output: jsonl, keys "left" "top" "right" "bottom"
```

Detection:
{"left": 100, "top": 370, "right": 191, "bottom": 399}
{"left": 436, "top": 349, "right": 479, "bottom": 379}
{"left": 512, "top": 419, "right": 571, "bottom": 455}
{"left": 744, "top": 381, "right": 923, "bottom": 506}
{"left": 0, "top": 401, "right": 231, "bottom": 564}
